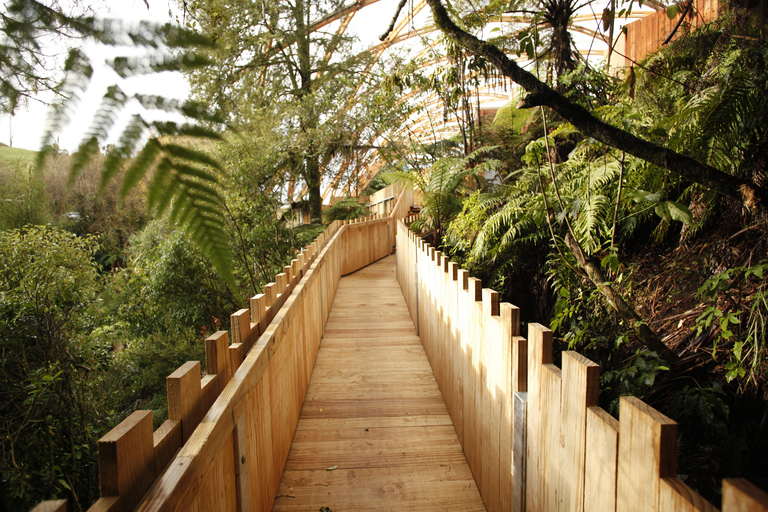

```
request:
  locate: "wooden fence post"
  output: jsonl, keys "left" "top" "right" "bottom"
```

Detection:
{"left": 98, "top": 410, "right": 156, "bottom": 512}
{"left": 166, "top": 361, "right": 203, "bottom": 443}
{"left": 616, "top": 396, "right": 677, "bottom": 512}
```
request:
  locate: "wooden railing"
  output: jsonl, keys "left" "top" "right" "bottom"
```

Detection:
{"left": 34, "top": 193, "right": 768, "bottom": 512}
{"left": 31, "top": 187, "right": 412, "bottom": 512}
{"left": 609, "top": 0, "right": 720, "bottom": 70}
{"left": 395, "top": 217, "right": 768, "bottom": 512}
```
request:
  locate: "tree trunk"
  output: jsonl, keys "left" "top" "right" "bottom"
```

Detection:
{"left": 306, "top": 154, "right": 323, "bottom": 223}
{"left": 564, "top": 234, "right": 680, "bottom": 364}
{"left": 424, "top": 0, "right": 768, "bottom": 210}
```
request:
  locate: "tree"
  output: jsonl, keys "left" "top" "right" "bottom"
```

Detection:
{"left": 181, "top": 0, "right": 381, "bottom": 221}
{"left": 0, "top": 226, "right": 106, "bottom": 510}
{"left": 387, "top": 146, "right": 500, "bottom": 245}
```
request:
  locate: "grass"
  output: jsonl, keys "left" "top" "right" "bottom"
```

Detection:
{"left": 0, "top": 145, "right": 38, "bottom": 170}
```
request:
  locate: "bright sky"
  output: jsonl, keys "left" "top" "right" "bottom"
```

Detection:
{"left": 0, "top": 0, "right": 190, "bottom": 151}
{"left": 0, "top": 0, "right": 641, "bottom": 152}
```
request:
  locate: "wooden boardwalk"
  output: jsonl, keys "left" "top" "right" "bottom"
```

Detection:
{"left": 273, "top": 255, "right": 486, "bottom": 511}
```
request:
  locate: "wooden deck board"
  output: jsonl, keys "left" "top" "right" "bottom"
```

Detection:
{"left": 273, "top": 255, "right": 486, "bottom": 511}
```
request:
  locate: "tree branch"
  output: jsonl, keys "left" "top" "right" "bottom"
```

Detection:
{"left": 380, "top": 0, "right": 408, "bottom": 41}
{"left": 425, "top": 0, "right": 768, "bottom": 209}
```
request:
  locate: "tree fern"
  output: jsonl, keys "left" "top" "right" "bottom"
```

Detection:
{"left": 29, "top": 7, "right": 235, "bottom": 287}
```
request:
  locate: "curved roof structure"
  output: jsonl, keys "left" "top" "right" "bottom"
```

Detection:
{"left": 298, "top": 0, "right": 662, "bottom": 201}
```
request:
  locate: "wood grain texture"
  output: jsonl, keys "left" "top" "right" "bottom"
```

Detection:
{"left": 153, "top": 419, "right": 182, "bottom": 475}
{"left": 558, "top": 351, "right": 599, "bottom": 512}
{"left": 616, "top": 396, "right": 677, "bottom": 512}
{"left": 274, "top": 256, "right": 485, "bottom": 512}
{"left": 722, "top": 479, "right": 768, "bottom": 512}
{"left": 206, "top": 330, "right": 231, "bottom": 395}
{"left": 584, "top": 406, "right": 619, "bottom": 512}
{"left": 30, "top": 500, "right": 67, "bottom": 512}
{"left": 526, "top": 323, "right": 553, "bottom": 512}
{"left": 659, "top": 478, "right": 719, "bottom": 512}
{"left": 166, "top": 361, "right": 202, "bottom": 443}
{"left": 98, "top": 410, "right": 155, "bottom": 512}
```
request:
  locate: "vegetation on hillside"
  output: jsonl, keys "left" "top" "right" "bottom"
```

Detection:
{"left": 2, "top": 0, "right": 768, "bottom": 509}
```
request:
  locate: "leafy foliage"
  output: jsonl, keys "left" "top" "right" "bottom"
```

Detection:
{"left": 0, "top": 226, "right": 108, "bottom": 509}
{"left": 323, "top": 198, "right": 367, "bottom": 223}
{"left": 12, "top": 1, "right": 238, "bottom": 288}
{"left": 386, "top": 145, "right": 500, "bottom": 244}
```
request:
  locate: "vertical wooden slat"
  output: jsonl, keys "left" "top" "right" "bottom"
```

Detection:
{"left": 98, "top": 410, "right": 156, "bottom": 512}
{"left": 206, "top": 330, "right": 231, "bottom": 394}
{"left": 481, "top": 288, "right": 501, "bottom": 512}
{"left": 250, "top": 294, "right": 264, "bottom": 338}
{"left": 233, "top": 409, "right": 250, "bottom": 512}
{"left": 722, "top": 479, "right": 768, "bottom": 512}
{"left": 584, "top": 406, "right": 619, "bottom": 512}
{"left": 526, "top": 323, "right": 553, "bottom": 512}
{"left": 255, "top": 294, "right": 269, "bottom": 335}
{"left": 229, "top": 343, "right": 244, "bottom": 374}
{"left": 230, "top": 309, "right": 251, "bottom": 352}
{"left": 616, "top": 396, "right": 677, "bottom": 512}
{"left": 500, "top": 303, "right": 520, "bottom": 512}
{"left": 513, "top": 392, "right": 528, "bottom": 512}
{"left": 558, "top": 351, "right": 600, "bottom": 512}
{"left": 153, "top": 419, "right": 182, "bottom": 475}
{"left": 167, "top": 361, "right": 202, "bottom": 443}
{"left": 468, "top": 276, "right": 484, "bottom": 488}
{"left": 542, "top": 364, "right": 562, "bottom": 512}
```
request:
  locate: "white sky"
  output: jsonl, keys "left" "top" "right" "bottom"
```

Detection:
{"left": 0, "top": 0, "right": 190, "bottom": 151}
{"left": 0, "top": 0, "right": 645, "bottom": 152}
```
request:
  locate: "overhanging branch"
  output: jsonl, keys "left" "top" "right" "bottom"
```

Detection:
{"left": 425, "top": 0, "right": 768, "bottom": 209}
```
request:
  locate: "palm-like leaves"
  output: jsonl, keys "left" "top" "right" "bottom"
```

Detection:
{"left": 27, "top": 5, "right": 235, "bottom": 286}
{"left": 386, "top": 146, "right": 501, "bottom": 244}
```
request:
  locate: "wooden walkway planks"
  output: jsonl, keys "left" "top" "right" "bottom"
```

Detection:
{"left": 273, "top": 255, "right": 486, "bottom": 512}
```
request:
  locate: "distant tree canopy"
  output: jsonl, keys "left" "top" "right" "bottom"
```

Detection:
{"left": 179, "top": 0, "right": 401, "bottom": 221}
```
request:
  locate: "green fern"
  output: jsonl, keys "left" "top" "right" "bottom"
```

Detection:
{"left": 32, "top": 10, "right": 235, "bottom": 287}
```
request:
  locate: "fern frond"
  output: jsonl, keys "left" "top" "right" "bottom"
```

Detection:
{"left": 37, "top": 48, "right": 93, "bottom": 167}
{"left": 102, "top": 114, "right": 146, "bottom": 192}
{"left": 120, "top": 138, "right": 162, "bottom": 199}
{"left": 163, "top": 143, "right": 224, "bottom": 171}
{"left": 110, "top": 52, "right": 211, "bottom": 79}
{"left": 151, "top": 121, "right": 224, "bottom": 141}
